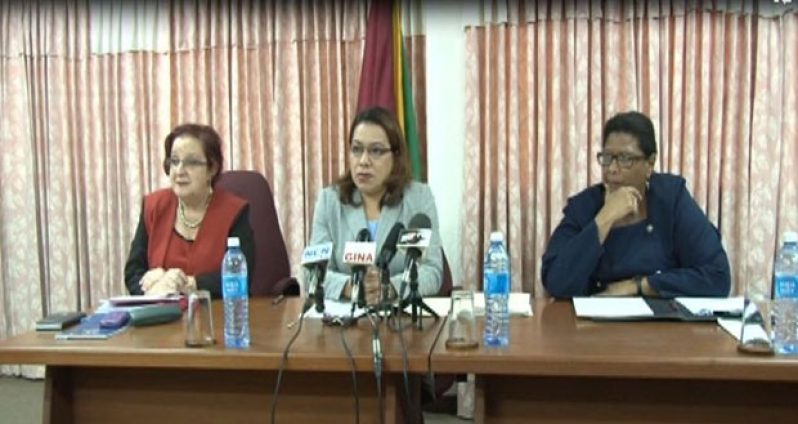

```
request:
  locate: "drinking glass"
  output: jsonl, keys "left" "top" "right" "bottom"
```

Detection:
{"left": 446, "top": 290, "right": 479, "bottom": 350}
{"left": 738, "top": 277, "right": 774, "bottom": 354}
{"left": 185, "top": 290, "right": 215, "bottom": 347}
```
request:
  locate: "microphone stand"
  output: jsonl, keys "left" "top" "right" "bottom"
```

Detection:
{"left": 315, "top": 266, "right": 326, "bottom": 313}
{"left": 305, "top": 265, "right": 326, "bottom": 314}
{"left": 349, "top": 267, "right": 367, "bottom": 320}
{"left": 374, "top": 264, "right": 396, "bottom": 322}
{"left": 401, "top": 259, "right": 439, "bottom": 330}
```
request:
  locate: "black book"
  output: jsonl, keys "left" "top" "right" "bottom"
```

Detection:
{"left": 35, "top": 311, "right": 86, "bottom": 331}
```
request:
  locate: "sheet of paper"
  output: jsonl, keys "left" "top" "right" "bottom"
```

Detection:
{"left": 402, "top": 297, "right": 452, "bottom": 317}
{"left": 572, "top": 297, "right": 654, "bottom": 318}
{"left": 508, "top": 293, "right": 534, "bottom": 316}
{"left": 716, "top": 317, "right": 772, "bottom": 343}
{"left": 400, "top": 293, "right": 534, "bottom": 317}
{"left": 473, "top": 292, "right": 533, "bottom": 317}
{"left": 675, "top": 296, "right": 744, "bottom": 316}
{"left": 303, "top": 300, "right": 367, "bottom": 319}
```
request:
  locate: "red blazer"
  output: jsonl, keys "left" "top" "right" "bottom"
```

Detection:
{"left": 143, "top": 188, "right": 246, "bottom": 276}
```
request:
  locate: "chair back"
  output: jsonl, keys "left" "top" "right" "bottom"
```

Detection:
{"left": 216, "top": 171, "right": 298, "bottom": 296}
{"left": 439, "top": 248, "right": 454, "bottom": 296}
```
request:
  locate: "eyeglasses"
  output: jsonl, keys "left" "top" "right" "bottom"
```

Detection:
{"left": 168, "top": 157, "right": 208, "bottom": 169}
{"left": 596, "top": 152, "right": 647, "bottom": 168}
{"left": 350, "top": 144, "right": 393, "bottom": 160}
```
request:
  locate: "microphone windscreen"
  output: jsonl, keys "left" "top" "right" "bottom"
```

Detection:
{"left": 356, "top": 228, "right": 371, "bottom": 242}
{"left": 408, "top": 213, "right": 432, "bottom": 230}
{"left": 377, "top": 222, "right": 405, "bottom": 267}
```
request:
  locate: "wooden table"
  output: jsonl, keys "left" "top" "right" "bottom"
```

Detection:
{"left": 0, "top": 298, "right": 445, "bottom": 424}
{"left": 431, "top": 299, "right": 798, "bottom": 423}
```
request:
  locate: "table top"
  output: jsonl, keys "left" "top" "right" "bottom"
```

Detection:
{"left": 431, "top": 299, "right": 798, "bottom": 381}
{"left": 4, "top": 297, "right": 797, "bottom": 381}
{"left": 0, "top": 297, "right": 445, "bottom": 373}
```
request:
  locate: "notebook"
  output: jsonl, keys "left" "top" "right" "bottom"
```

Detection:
{"left": 36, "top": 311, "right": 86, "bottom": 331}
{"left": 55, "top": 313, "right": 128, "bottom": 340}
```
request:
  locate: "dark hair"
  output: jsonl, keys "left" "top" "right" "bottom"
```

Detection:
{"left": 162, "top": 123, "right": 224, "bottom": 185}
{"left": 601, "top": 111, "right": 658, "bottom": 158}
{"left": 335, "top": 107, "right": 412, "bottom": 206}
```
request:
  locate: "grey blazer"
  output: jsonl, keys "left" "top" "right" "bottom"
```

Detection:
{"left": 309, "top": 181, "right": 443, "bottom": 299}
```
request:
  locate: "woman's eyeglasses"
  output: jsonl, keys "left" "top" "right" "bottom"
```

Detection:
{"left": 168, "top": 157, "right": 208, "bottom": 169}
{"left": 350, "top": 145, "right": 393, "bottom": 160}
{"left": 596, "top": 152, "right": 647, "bottom": 168}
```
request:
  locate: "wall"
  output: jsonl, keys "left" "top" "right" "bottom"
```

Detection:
{"left": 424, "top": 2, "right": 468, "bottom": 284}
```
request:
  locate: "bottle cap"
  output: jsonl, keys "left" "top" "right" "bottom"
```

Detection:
{"left": 227, "top": 237, "right": 240, "bottom": 248}
{"left": 489, "top": 232, "right": 504, "bottom": 243}
{"left": 785, "top": 231, "right": 798, "bottom": 244}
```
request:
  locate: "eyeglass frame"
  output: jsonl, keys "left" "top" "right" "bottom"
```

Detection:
{"left": 596, "top": 152, "right": 649, "bottom": 169}
{"left": 349, "top": 144, "right": 395, "bottom": 161}
{"left": 168, "top": 157, "right": 209, "bottom": 170}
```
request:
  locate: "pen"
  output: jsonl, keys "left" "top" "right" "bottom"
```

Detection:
{"left": 272, "top": 294, "right": 285, "bottom": 306}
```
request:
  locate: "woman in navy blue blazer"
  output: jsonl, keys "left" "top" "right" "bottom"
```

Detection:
{"left": 541, "top": 111, "right": 731, "bottom": 298}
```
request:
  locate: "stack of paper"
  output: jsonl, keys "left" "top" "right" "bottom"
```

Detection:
{"left": 401, "top": 293, "right": 534, "bottom": 317}
{"left": 573, "top": 296, "right": 746, "bottom": 321}
{"left": 572, "top": 297, "right": 654, "bottom": 319}
{"left": 473, "top": 292, "right": 533, "bottom": 317}
{"left": 306, "top": 293, "right": 535, "bottom": 319}
{"left": 304, "top": 300, "right": 368, "bottom": 319}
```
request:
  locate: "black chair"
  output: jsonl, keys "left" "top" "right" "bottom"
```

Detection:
{"left": 438, "top": 248, "right": 454, "bottom": 296}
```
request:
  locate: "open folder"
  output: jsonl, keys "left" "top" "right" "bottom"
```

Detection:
{"left": 573, "top": 296, "right": 743, "bottom": 321}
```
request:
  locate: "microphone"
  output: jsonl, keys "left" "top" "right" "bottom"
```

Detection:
{"left": 376, "top": 223, "right": 404, "bottom": 269}
{"left": 397, "top": 214, "right": 432, "bottom": 299}
{"left": 375, "top": 223, "right": 405, "bottom": 308}
{"left": 343, "top": 229, "right": 375, "bottom": 308}
{"left": 300, "top": 242, "right": 333, "bottom": 313}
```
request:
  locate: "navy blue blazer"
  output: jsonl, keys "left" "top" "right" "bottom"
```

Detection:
{"left": 541, "top": 173, "right": 731, "bottom": 298}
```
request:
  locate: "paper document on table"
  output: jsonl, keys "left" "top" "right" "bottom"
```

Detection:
{"left": 716, "top": 317, "right": 770, "bottom": 343}
{"left": 572, "top": 297, "right": 654, "bottom": 319}
{"left": 473, "top": 292, "right": 533, "bottom": 317}
{"left": 675, "top": 297, "right": 743, "bottom": 317}
{"left": 402, "top": 297, "right": 452, "bottom": 317}
{"left": 304, "top": 300, "right": 367, "bottom": 319}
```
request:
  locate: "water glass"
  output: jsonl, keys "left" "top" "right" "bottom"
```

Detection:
{"left": 738, "top": 279, "right": 774, "bottom": 354}
{"left": 185, "top": 290, "right": 215, "bottom": 347}
{"left": 446, "top": 290, "right": 479, "bottom": 350}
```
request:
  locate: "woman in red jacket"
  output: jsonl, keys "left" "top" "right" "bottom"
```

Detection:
{"left": 124, "top": 124, "right": 254, "bottom": 298}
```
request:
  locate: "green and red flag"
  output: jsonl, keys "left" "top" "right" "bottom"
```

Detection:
{"left": 356, "top": 0, "right": 423, "bottom": 180}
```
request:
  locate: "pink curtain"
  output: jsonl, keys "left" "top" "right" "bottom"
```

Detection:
{"left": 0, "top": 0, "right": 426, "bottom": 376}
{"left": 461, "top": 1, "right": 798, "bottom": 297}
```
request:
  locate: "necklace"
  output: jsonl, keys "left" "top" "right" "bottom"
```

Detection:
{"left": 178, "top": 190, "right": 212, "bottom": 229}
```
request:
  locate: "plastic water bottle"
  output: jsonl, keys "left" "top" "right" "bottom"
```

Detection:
{"left": 773, "top": 231, "right": 798, "bottom": 355}
{"left": 483, "top": 231, "right": 510, "bottom": 347}
{"left": 222, "top": 237, "right": 249, "bottom": 348}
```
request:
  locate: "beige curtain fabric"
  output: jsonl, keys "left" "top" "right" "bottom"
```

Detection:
{"left": 461, "top": 1, "right": 798, "bottom": 297}
{"left": 0, "top": 0, "right": 426, "bottom": 377}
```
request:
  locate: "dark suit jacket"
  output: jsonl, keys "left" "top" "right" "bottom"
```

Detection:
{"left": 541, "top": 173, "right": 731, "bottom": 298}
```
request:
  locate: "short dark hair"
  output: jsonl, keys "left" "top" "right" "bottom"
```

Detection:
{"left": 602, "top": 111, "right": 658, "bottom": 158}
{"left": 162, "top": 123, "right": 224, "bottom": 185}
{"left": 335, "top": 107, "right": 412, "bottom": 206}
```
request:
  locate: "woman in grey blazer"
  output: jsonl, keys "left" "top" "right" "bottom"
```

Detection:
{"left": 309, "top": 107, "right": 443, "bottom": 302}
